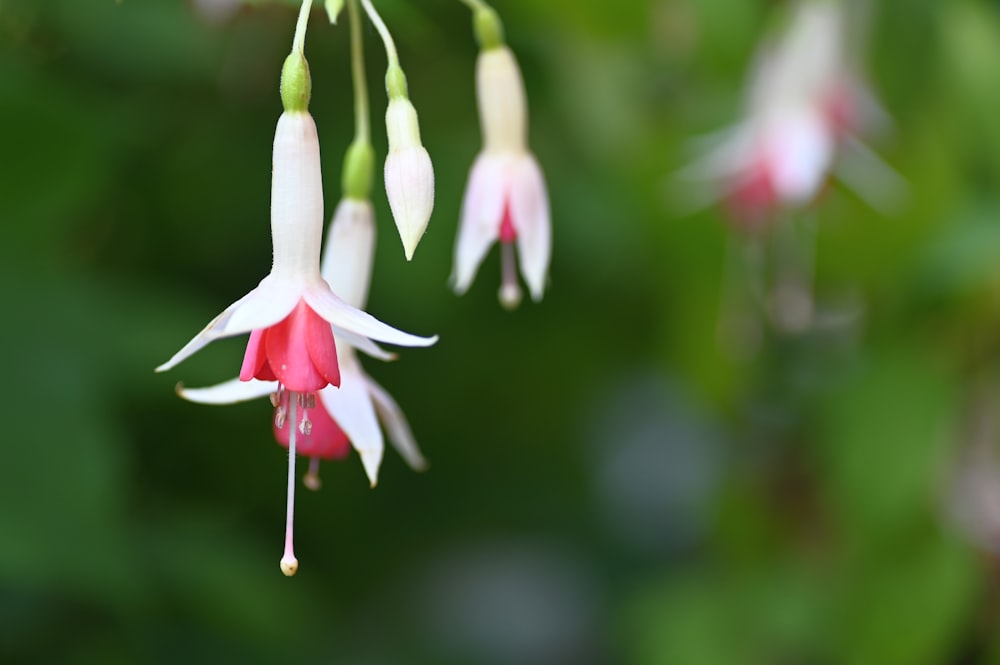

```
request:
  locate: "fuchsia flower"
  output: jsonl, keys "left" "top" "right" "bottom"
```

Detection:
{"left": 451, "top": 44, "right": 551, "bottom": 309}
{"left": 156, "top": 110, "right": 435, "bottom": 389}
{"left": 178, "top": 198, "right": 427, "bottom": 490}
{"left": 681, "top": 0, "right": 890, "bottom": 226}
{"left": 158, "top": 106, "right": 435, "bottom": 576}
{"left": 711, "top": 108, "right": 835, "bottom": 227}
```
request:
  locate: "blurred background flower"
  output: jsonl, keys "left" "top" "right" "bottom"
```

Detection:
{"left": 3, "top": 0, "right": 1000, "bottom": 663}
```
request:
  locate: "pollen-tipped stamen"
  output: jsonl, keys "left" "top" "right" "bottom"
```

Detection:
{"left": 280, "top": 390, "right": 300, "bottom": 577}
{"left": 498, "top": 242, "right": 522, "bottom": 310}
{"left": 304, "top": 456, "right": 322, "bottom": 491}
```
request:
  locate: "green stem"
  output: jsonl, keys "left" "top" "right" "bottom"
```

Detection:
{"left": 348, "top": 0, "right": 370, "bottom": 143}
{"left": 358, "top": 0, "right": 399, "bottom": 69}
{"left": 292, "top": 0, "right": 314, "bottom": 53}
{"left": 456, "top": 0, "right": 504, "bottom": 50}
{"left": 455, "top": 0, "right": 490, "bottom": 11}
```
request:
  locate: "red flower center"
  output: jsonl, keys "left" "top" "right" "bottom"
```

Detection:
{"left": 498, "top": 199, "right": 517, "bottom": 243}
{"left": 240, "top": 299, "right": 340, "bottom": 393}
{"left": 727, "top": 161, "right": 777, "bottom": 229}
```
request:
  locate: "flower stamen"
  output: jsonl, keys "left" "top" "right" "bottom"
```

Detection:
{"left": 498, "top": 241, "right": 522, "bottom": 310}
{"left": 303, "top": 456, "right": 322, "bottom": 491}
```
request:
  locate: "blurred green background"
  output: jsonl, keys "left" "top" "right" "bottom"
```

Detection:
{"left": 3, "top": 0, "right": 1000, "bottom": 663}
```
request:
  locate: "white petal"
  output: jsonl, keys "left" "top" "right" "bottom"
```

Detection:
{"left": 220, "top": 275, "right": 301, "bottom": 334}
{"left": 324, "top": 0, "right": 343, "bottom": 23}
{"left": 385, "top": 97, "right": 423, "bottom": 150}
{"left": 367, "top": 376, "right": 427, "bottom": 472}
{"left": 319, "top": 368, "right": 384, "bottom": 487}
{"left": 304, "top": 285, "right": 438, "bottom": 348}
{"left": 178, "top": 377, "right": 277, "bottom": 404}
{"left": 768, "top": 110, "right": 834, "bottom": 205}
{"left": 321, "top": 199, "right": 376, "bottom": 309}
{"left": 155, "top": 303, "right": 238, "bottom": 373}
{"left": 510, "top": 154, "right": 552, "bottom": 302}
{"left": 450, "top": 153, "right": 506, "bottom": 295}
{"left": 675, "top": 123, "right": 756, "bottom": 181}
{"left": 155, "top": 276, "right": 300, "bottom": 373}
{"left": 834, "top": 134, "right": 907, "bottom": 216}
{"left": 851, "top": 80, "right": 893, "bottom": 136}
{"left": 333, "top": 326, "right": 397, "bottom": 362}
{"left": 384, "top": 146, "right": 435, "bottom": 261}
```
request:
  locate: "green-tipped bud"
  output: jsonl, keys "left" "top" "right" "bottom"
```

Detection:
{"left": 342, "top": 140, "right": 375, "bottom": 200}
{"left": 280, "top": 50, "right": 311, "bottom": 112}
{"left": 325, "top": 0, "right": 343, "bottom": 24}
{"left": 386, "top": 63, "right": 408, "bottom": 100}
{"left": 473, "top": 7, "right": 504, "bottom": 50}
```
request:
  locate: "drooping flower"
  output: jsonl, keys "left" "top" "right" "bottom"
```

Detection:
{"left": 680, "top": 0, "right": 894, "bottom": 226}
{"left": 178, "top": 197, "right": 428, "bottom": 489}
{"left": 159, "top": 39, "right": 435, "bottom": 576}
{"left": 451, "top": 12, "right": 551, "bottom": 310}
{"left": 156, "top": 110, "right": 435, "bottom": 390}
{"left": 706, "top": 107, "right": 836, "bottom": 227}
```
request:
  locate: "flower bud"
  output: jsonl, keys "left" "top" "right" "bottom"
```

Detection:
{"left": 325, "top": 0, "right": 343, "bottom": 23}
{"left": 384, "top": 97, "right": 434, "bottom": 261}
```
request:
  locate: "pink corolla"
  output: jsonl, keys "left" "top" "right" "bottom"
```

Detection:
{"left": 178, "top": 198, "right": 427, "bottom": 504}
{"left": 451, "top": 43, "right": 550, "bottom": 309}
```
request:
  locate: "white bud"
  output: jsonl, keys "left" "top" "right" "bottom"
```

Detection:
{"left": 325, "top": 0, "right": 344, "bottom": 23}
{"left": 384, "top": 98, "right": 434, "bottom": 261}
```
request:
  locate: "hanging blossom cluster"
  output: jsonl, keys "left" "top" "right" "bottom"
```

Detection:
{"left": 680, "top": 0, "right": 896, "bottom": 228}
{"left": 159, "top": 0, "right": 551, "bottom": 576}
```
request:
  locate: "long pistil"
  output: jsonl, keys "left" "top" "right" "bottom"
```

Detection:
{"left": 304, "top": 457, "right": 322, "bottom": 491}
{"left": 498, "top": 242, "right": 522, "bottom": 310}
{"left": 280, "top": 390, "right": 300, "bottom": 576}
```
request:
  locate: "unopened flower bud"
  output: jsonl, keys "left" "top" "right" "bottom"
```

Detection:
{"left": 325, "top": 0, "right": 343, "bottom": 23}
{"left": 384, "top": 96, "right": 434, "bottom": 261}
